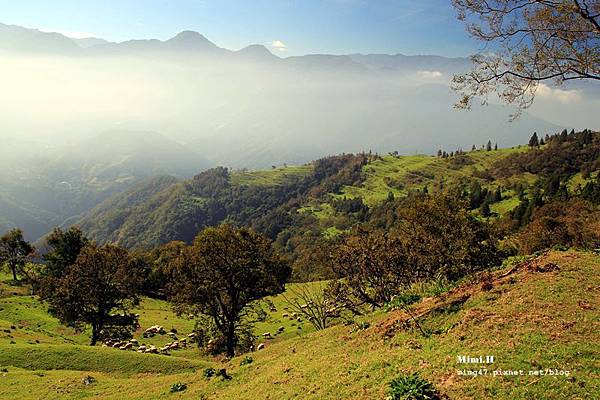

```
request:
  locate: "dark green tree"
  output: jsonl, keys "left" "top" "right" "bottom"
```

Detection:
{"left": 169, "top": 225, "right": 290, "bottom": 357}
{"left": 480, "top": 201, "right": 491, "bottom": 217}
{"left": 0, "top": 229, "right": 34, "bottom": 281}
{"left": 493, "top": 187, "right": 502, "bottom": 202}
{"left": 511, "top": 198, "right": 530, "bottom": 226}
{"left": 529, "top": 132, "right": 539, "bottom": 147}
{"left": 544, "top": 175, "right": 561, "bottom": 198}
{"left": 46, "top": 244, "right": 145, "bottom": 345}
{"left": 469, "top": 181, "right": 486, "bottom": 208}
{"left": 39, "top": 227, "right": 90, "bottom": 302}
{"left": 43, "top": 227, "right": 89, "bottom": 278}
{"left": 581, "top": 174, "right": 600, "bottom": 203}
{"left": 560, "top": 129, "right": 568, "bottom": 141}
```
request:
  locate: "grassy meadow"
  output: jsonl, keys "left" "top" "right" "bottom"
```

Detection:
{"left": 1, "top": 250, "right": 598, "bottom": 399}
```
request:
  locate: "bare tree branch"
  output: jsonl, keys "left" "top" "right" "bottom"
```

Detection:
{"left": 452, "top": 0, "right": 600, "bottom": 118}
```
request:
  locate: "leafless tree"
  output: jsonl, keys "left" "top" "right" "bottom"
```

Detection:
{"left": 283, "top": 282, "right": 338, "bottom": 330}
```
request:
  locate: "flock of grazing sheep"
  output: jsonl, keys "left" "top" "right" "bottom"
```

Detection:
{"left": 101, "top": 325, "right": 196, "bottom": 355}
{"left": 100, "top": 307, "right": 308, "bottom": 356}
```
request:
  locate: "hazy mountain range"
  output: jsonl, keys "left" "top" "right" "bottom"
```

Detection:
{"left": 0, "top": 21, "right": 567, "bottom": 165}
{"left": 1, "top": 22, "right": 597, "bottom": 241}
{"left": 0, "top": 130, "right": 207, "bottom": 241}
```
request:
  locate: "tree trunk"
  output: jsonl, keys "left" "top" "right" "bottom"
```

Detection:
{"left": 90, "top": 324, "right": 99, "bottom": 346}
{"left": 225, "top": 322, "right": 236, "bottom": 357}
{"left": 10, "top": 263, "right": 17, "bottom": 281}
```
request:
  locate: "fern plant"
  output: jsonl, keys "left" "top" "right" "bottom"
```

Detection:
{"left": 386, "top": 373, "right": 440, "bottom": 400}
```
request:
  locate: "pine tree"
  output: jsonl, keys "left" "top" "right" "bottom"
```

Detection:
{"left": 493, "top": 187, "right": 502, "bottom": 202}
{"left": 560, "top": 129, "right": 568, "bottom": 141}
{"left": 494, "top": 143, "right": 498, "bottom": 151}
{"left": 480, "top": 201, "right": 491, "bottom": 218}
{"left": 486, "top": 140, "right": 492, "bottom": 151}
{"left": 469, "top": 181, "right": 483, "bottom": 208}
{"left": 528, "top": 132, "right": 539, "bottom": 147}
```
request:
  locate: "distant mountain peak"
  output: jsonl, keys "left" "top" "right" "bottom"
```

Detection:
{"left": 236, "top": 44, "right": 277, "bottom": 60}
{"left": 165, "top": 30, "right": 219, "bottom": 51}
{"left": 172, "top": 30, "right": 206, "bottom": 39}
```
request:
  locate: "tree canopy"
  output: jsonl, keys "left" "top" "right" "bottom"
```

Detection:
{"left": 169, "top": 225, "right": 290, "bottom": 357}
{"left": 46, "top": 244, "right": 146, "bottom": 345}
{"left": 0, "top": 228, "right": 34, "bottom": 281}
{"left": 42, "top": 227, "right": 89, "bottom": 278}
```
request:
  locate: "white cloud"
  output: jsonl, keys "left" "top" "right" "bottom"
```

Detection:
{"left": 415, "top": 70, "right": 444, "bottom": 80}
{"left": 40, "top": 28, "right": 96, "bottom": 39}
{"left": 537, "top": 84, "right": 581, "bottom": 104}
{"left": 271, "top": 40, "right": 288, "bottom": 52}
{"left": 413, "top": 70, "right": 444, "bottom": 84}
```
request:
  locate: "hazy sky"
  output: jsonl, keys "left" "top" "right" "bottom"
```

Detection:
{"left": 0, "top": 0, "right": 476, "bottom": 56}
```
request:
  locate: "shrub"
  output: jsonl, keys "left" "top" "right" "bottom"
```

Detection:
{"left": 240, "top": 356, "right": 253, "bottom": 366}
{"left": 384, "top": 294, "right": 421, "bottom": 312}
{"left": 284, "top": 281, "right": 339, "bottom": 330}
{"left": 169, "top": 382, "right": 187, "bottom": 393}
{"left": 386, "top": 373, "right": 440, "bottom": 400}
{"left": 350, "top": 321, "right": 371, "bottom": 333}
{"left": 203, "top": 368, "right": 216, "bottom": 378}
{"left": 216, "top": 368, "right": 232, "bottom": 380}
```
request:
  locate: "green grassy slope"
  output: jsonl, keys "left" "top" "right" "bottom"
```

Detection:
{"left": 299, "top": 148, "right": 536, "bottom": 236}
{"left": 1, "top": 250, "right": 598, "bottom": 399}
{"left": 230, "top": 165, "right": 313, "bottom": 186}
{"left": 0, "top": 345, "right": 203, "bottom": 374}
{"left": 0, "top": 276, "right": 319, "bottom": 360}
{"left": 332, "top": 148, "right": 525, "bottom": 205}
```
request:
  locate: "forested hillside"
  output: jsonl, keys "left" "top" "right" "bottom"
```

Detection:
{"left": 78, "top": 154, "right": 369, "bottom": 249}
{"left": 78, "top": 129, "right": 600, "bottom": 280}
